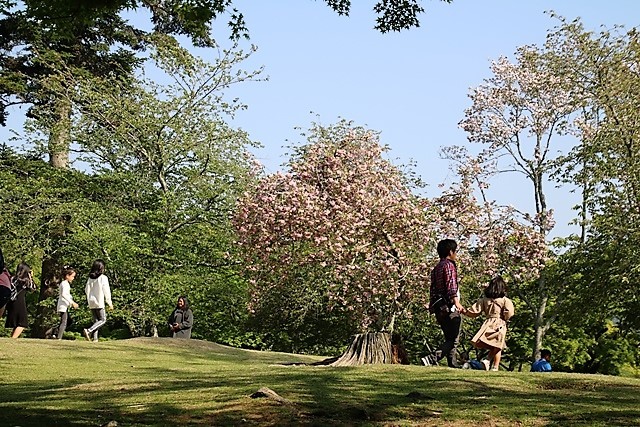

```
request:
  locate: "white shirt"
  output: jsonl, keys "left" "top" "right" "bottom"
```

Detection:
{"left": 57, "top": 280, "right": 76, "bottom": 312}
{"left": 85, "top": 275, "right": 112, "bottom": 309}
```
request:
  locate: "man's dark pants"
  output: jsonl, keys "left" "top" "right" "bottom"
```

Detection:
{"left": 436, "top": 311, "right": 461, "bottom": 367}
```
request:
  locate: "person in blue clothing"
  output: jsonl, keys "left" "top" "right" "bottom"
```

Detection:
{"left": 531, "top": 349, "right": 552, "bottom": 372}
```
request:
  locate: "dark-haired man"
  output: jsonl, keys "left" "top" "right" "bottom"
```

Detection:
{"left": 531, "top": 349, "right": 552, "bottom": 372}
{"left": 423, "top": 239, "right": 466, "bottom": 368}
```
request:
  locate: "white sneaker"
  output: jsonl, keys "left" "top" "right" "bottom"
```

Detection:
{"left": 481, "top": 359, "right": 490, "bottom": 371}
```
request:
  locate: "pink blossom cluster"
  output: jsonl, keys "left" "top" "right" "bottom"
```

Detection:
{"left": 234, "top": 126, "right": 435, "bottom": 331}
{"left": 234, "top": 123, "right": 552, "bottom": 332}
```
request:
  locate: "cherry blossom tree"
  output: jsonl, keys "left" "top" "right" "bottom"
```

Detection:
{"left": 234, "top": 120, "right": 550, "bottom": 365}
{"left": 458, "top": 16, "right": 640, "bottom": 368}
{"left": 234, "top": 121, "right": 439, "bottom": 363}
{"left": 458, "top": 44, "right": 577, "bottom": 359}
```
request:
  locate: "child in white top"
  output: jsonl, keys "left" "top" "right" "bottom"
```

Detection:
{"left": 56, "top": 266, "right": 79, "bottom": 339}
{"left": 83, "top": 259, "right": 113, "bottom": 342}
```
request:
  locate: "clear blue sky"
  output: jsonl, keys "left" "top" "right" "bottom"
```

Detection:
{"left": 219, "top": 0, "right": 640, "bottom": 238}
{"left": 3, "top": 0, "right": 639, "bottom": 238}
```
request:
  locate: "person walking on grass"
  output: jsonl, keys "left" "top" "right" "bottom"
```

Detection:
{"left": 464, "top": 276, "right": 515, "bottom": 371}
{"left": 5, "top": 263, "right": 37, "bottom": 339}
{"left": 0, "top": 248, "right": 12, "bottom": 318}
{"left": 423, "top": 239, "right": 466, "bottom": 368}
{"left": 56, "top": 266, "right": 79, "bottom": 339}
{"left": 83, "top": 259, "right": 113, "bottom": 342}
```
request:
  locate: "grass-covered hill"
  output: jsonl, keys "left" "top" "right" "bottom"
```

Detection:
{"left": 1, "top": 337, "right": 639, "bottom": 426}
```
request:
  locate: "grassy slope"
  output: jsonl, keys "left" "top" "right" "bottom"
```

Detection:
{"left": 1, "top": 338, "right": 639, "bottom": 426}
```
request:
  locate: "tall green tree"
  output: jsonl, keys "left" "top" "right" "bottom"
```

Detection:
{"left": 11, "top": 34, "right": 262, "bottom": 339}
{"left": 1, "top": 0, "right": 148, "bottom": 329}
{"left": 544, "top": 17, "right": 640, "bottom": 345}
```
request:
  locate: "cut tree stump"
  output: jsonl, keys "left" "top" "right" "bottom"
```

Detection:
{"left": 330, "top": 332, "right": 394, "bottom": 366}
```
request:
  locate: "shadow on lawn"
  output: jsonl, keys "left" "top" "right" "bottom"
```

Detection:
{"left": 1, "top": 366, "right": 640, "bottom": 426}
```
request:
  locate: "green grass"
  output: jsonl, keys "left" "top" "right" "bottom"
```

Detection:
{"left": 1, "top": 338, "right": 639, "bottom": 426}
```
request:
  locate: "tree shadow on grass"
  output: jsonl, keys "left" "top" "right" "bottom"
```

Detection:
{"left": 1, "top": 362, "right": 640, "bottom": 426}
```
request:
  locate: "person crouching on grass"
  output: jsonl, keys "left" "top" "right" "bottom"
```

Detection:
{"left": 464, "top": 276, "right": 514, "bottom": 371}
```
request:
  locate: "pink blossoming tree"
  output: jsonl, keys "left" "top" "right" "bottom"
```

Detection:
{"left": 234, "top": 120, "right": 547, "bottom": 365}
{"left": 458, "top": 42, "right": 577, "bottom": 359}
{"left": 234, "top": 121, "right": 436, "bottom": 363}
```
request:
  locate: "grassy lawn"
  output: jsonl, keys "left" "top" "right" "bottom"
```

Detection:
{"left": 1, "top": 337, "right": 639, "bottom": 426}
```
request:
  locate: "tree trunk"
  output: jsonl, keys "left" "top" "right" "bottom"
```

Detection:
{"left": 30, "top": 257, "right": 60, "bottom": 338}
{"left": 533, "top": 283, "right": 548, "bottom": 361}
{"left": 48, "top": 99, "right": 71, "bottom": 169}
{"left": 31, "top": 98, "right": 72, "bottom": 337}
{"left": 331, "top": 332, "right": 395, "bottom": 366}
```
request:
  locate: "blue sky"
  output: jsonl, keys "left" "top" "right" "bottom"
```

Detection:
{"left": 3, "top": 1, "right": 640, "bottom": 238}
{"left": 218, "top": 0, "right": 640, "bottom": 238}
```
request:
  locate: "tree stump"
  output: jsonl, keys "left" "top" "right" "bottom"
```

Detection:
{"left": 331, "top": 332, "right": 394, "bottom": 366}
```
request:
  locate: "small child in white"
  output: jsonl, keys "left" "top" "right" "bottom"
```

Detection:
{"left": 464, "top": 276, "right": 515, "bottom": 371}
{"left": 56, "top": 266, "right": 79, "bottom": 339}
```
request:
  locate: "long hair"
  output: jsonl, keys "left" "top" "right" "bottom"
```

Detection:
{"left": 14, "top": 262, "right": 33, "bottom": 290}
{"left": 177, "top": 296, "right": 190, "bottom": 311}
{"left": 88, "top": 259, "right": 105, "bottom": 280}
{"left": 484, "top": 276, "right": 507, "bottom": 299}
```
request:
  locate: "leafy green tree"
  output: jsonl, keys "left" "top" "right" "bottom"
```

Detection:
{"left": 323, "top": 0, "right": 453, "bottom": 33}
{"left": 545, "top": 18, "right": 640, "bottom": 338}
{"left": 1, "top": 0, "right": 149, "bottom": 326}
{"left": 0, "top": 146, "right": 136, "bottom": 336}
{"left": 10, "top": 35, "right": 261, "bottom": 340}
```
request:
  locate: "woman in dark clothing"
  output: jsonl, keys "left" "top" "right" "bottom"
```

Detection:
{"left": 0, "top": 248, "right": 12, "bottom": 317}
{"left": 5, "top": 262, "right": 36, "bottom": 338}
{"left": 168, "top": 296, "right": 193, "bottom": 339}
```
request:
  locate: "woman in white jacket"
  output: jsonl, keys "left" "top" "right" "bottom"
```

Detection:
{"left": 56, "top": 266, "right": 79, "bottom": 339}
{"left": 83, "top": 259, "right": 113, "bottom": 342}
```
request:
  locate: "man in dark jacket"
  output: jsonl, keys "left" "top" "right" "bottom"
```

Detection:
{"left": 168, "top": 296, "right": 193, "bottom": 339}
